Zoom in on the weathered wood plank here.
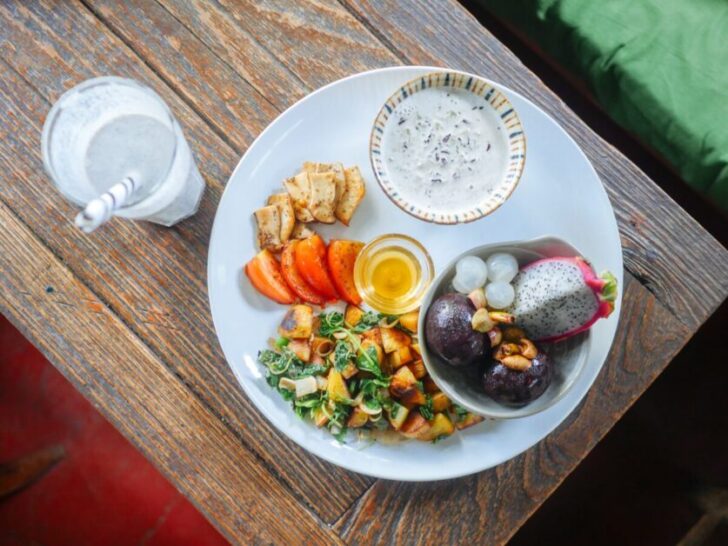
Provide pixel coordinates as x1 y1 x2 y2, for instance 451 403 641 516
2 0 725 542
151 0 308 111
157 0 398 91
0 200 340 546
84 0 280 152
0 0 372 522
335 274 691 545
341 0 728 331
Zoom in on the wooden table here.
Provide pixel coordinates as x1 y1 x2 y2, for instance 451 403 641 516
1 1 726 544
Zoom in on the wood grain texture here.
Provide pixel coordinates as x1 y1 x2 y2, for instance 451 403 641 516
341 0 728 331
154 0 308 111
84 0 280 152
0 201 340 546
0 0 725 542
335 275 691 545
160 0 397 91
0 0 371 522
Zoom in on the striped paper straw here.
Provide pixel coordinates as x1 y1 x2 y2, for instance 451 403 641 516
74 177 137 233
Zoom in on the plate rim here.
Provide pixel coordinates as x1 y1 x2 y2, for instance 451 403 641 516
207 65 623 481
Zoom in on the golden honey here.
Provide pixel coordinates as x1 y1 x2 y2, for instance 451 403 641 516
354 234 434 315
369 247 420 300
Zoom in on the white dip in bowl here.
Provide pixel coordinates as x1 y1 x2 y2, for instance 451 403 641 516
370 71 526 224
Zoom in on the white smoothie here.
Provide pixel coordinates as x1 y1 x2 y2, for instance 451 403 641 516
42 77 204 226
381 87 508 216
84 114 176 201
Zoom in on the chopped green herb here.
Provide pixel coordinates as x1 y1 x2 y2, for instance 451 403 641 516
356 345 385 379
350 311 382 333
332 426 348 443
420 395 434 420
333 339 354 372
318 312 345 337
289 364 328 379
279 388 295 402
452 404 469 422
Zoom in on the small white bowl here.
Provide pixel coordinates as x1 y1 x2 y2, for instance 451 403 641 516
370 70 526 224
417 237 590 419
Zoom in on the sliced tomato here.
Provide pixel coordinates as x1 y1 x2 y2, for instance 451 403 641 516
281 241 325 305
327 239 364 305
244 249 296 304
294 235 339 301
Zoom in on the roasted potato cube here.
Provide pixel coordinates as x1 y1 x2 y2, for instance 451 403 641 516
389 345 414 368
454 412 484 431
278 305 313 339
426 413 455 440
290 222 315 240
288 339 311 362
431 392 451 412
347 406 369 428
284 173 314 222
423 376 440 394
390 365 417 398
359 339 383 367
327 368 351 403
400 388 427 408
254 205 282 250
267 193 295 244
344 304 364 327
381 327 411 354
308 172 337 223
400 412 431 440
406 359 427 379
387 402 409 431
361 326 382 346
336 166 366 225
310 353 326 366
380 355 393 377
411 342 421 356
312 407 329 427
341 361 358 379
399 310 419 333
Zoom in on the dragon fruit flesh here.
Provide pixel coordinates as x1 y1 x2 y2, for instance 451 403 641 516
507 256 617 342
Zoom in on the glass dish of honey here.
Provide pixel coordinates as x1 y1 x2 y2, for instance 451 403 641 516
353 233 435 314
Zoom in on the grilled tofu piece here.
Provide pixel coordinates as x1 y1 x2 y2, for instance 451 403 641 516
303 162 346 207
337 166 366 225
284 172 314 223
308 172 337 223
254 205 281 250
267 192 295 244
290 222 315 240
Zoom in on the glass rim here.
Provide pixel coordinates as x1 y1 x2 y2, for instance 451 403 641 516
353 233 435 314
41 76 180 208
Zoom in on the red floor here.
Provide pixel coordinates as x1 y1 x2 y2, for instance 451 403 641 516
0 315 229 546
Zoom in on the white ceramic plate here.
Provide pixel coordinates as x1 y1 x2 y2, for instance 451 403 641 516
207 66 623 481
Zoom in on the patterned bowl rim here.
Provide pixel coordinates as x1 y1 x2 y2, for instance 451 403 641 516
369 70 527 224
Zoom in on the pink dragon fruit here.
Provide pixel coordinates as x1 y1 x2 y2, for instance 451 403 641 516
508 256 617 342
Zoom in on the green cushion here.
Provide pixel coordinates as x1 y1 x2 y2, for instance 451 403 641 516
481 0 728 211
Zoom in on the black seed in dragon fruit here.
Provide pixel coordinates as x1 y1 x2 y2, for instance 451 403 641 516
507 256 618 342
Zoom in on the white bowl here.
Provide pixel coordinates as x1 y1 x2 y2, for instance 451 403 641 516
370 70 526 224
417 237 591 419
